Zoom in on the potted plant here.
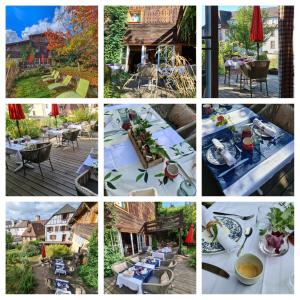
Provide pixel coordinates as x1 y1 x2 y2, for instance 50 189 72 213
259 203 294 256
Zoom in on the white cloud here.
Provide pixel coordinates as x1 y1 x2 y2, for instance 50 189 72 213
6 29 21 43
20 6 71 40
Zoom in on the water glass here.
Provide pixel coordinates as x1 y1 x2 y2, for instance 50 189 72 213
256 205 271 231
177 180 196 196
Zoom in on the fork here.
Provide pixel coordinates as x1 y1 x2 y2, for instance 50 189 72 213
213 211 255 220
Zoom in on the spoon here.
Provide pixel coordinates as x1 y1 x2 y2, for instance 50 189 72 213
237 227 253 257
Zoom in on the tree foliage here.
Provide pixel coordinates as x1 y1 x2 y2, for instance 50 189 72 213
179 6 196 45
104 6 128 64
228 6 275 53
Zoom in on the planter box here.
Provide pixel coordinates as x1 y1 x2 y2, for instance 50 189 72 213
128 130 163 169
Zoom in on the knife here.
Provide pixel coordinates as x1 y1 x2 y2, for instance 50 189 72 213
202 262 230 279
217 158 249 178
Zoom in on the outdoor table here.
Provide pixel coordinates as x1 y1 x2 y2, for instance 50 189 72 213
159 247 172 253
55 278 69 289
6 140 40 172
104 104 196 196
55 288 71 294
202 202 294 294
135 262 156 270
77 154 98 174
55 262 65 267
47 128 69 147
202 105 294 196
152 251 165 260
116 265 153 294
68 124 82 130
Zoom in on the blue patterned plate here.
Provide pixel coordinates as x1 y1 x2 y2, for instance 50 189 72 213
202 216 242 254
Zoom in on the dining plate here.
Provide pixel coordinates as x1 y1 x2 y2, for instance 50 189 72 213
202 216 242 254
252 122 277 138
206 142 237 166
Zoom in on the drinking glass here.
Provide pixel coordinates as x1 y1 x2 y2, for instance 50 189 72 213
256 205 271 232
177 180 196 196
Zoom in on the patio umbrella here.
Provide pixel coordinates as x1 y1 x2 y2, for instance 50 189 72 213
185 224 194 244
41 54 45 65
28 54 34 65
51 104 59 128
41 244 46 258
8 104 25 137
250 6 264 59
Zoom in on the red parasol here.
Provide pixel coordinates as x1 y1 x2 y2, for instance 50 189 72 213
41 54 45 65
185 224 194 244
8 104 25 137
28 54 34 65
51 104 59 128
250 6 264 59
41 244 46 258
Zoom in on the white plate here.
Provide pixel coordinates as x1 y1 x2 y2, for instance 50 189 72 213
252 122 277 138
206 142 237 166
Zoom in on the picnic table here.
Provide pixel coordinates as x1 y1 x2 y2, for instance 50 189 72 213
202 202 294 294
202 105 294 196
104 104 196 196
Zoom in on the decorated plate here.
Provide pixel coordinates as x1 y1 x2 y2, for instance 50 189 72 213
252 122 277 138
206 142 237 166
202 216 242 254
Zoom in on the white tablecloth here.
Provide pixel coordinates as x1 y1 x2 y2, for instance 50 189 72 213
68 124 82 130
135 262 156 270
117 273 143 294
47 128 69 138
202 106 294 196
6 140 40 161
77 154 98 174
224 59 244 70
202 202 294 294
104 104 196 196
152 251 165 260
160 247 172 253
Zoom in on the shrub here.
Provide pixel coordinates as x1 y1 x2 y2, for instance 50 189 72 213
46 244 71 258
188 253 196 269
16 68 44 80
21 241 41 257
78 230 98 288
66 107 98 124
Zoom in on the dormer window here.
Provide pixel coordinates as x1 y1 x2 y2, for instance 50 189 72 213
128 9 143 24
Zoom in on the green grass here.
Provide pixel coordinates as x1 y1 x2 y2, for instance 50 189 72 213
9 75 57 98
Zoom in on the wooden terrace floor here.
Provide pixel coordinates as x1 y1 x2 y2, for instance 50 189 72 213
6 136 98 196
104 255 196 294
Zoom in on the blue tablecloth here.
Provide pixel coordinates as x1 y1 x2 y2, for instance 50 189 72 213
145 259 160 268
133 268 153 283
202 116 294 192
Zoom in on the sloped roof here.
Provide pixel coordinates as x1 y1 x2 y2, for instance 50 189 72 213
69 202 98 225
15 220 30 228
22 222 45 238
6 220 13 226
54 204 76 216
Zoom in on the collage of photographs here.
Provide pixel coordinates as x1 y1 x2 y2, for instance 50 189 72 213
1 0 296 298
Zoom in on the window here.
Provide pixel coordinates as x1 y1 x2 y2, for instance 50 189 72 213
60 226 68 231
115 202 129 212
47 226 53 232
271 41 276 49
128 9 143 24
50 235 56 240
62 213 68 220
55 226 59 232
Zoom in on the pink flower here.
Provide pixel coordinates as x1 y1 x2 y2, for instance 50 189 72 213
265 231 284 254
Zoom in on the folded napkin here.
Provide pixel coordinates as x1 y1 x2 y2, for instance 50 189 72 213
253 118 276 137
202 206 239 252
212 138 236 166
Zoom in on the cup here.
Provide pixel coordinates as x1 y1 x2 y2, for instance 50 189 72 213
242 137 254 152
165 162 179 179
235 253 263 285
242 125 252 138
202 104 213 115
177 180 196 196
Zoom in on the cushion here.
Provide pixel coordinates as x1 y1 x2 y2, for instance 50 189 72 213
160 271 169 284
168 105 196 128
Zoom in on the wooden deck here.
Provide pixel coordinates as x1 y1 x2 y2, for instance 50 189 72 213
6 136 98 196
104 255 196 294
202 160 294 196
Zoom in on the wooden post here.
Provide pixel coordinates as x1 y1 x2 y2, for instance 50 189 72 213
141 45 146 64
125 45 130 72
130 233 135 255
178 227 182 254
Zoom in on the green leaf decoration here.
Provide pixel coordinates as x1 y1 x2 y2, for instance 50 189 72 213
163 176 168 185
138 168 146 172
212 224 218 242
106 181 116 190
104 172 112 180
111 174 122 181
136 173 144 182
144 172 148 183
104 138 113 142
155 173 164 177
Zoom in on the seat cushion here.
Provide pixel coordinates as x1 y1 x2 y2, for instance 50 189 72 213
160 271 169 284
57 91 83 98
168 105 196 128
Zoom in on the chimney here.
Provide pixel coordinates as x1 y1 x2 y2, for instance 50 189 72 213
35 215 41 221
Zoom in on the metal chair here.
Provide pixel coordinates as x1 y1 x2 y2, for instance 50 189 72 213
62 130 80 151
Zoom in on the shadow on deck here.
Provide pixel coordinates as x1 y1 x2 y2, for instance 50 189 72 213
104 255 196 294
6 136 98 196
218 74 279 98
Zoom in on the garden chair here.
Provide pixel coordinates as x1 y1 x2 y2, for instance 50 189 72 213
48 75 72 90
75 169 98 196
45 278 56 293
57 78 90 98
159 259 177 271
240 60 270 97
61 130 80 151
20 142 54 179
111 261 133 277
142 269 174 294
165 253 175 260
80 124 93 139
129 255 140 264
70 284 86 294
42 70 60 82
42 69 56 79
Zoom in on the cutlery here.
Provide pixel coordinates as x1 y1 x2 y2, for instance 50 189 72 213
237 227 253 257
213 212 254 220
202 262 230 279
217 158 249 178
177 162 196 184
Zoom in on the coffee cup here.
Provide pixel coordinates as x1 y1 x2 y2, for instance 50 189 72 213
165 162 179 179
235 253 263 285
242 137 254 151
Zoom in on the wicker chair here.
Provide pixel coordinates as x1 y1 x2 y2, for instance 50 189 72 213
62 130 80 151
240 60 270 97
45 278 56 293
142 269 174 294
159 259 177 271
111 261 133 277
164 253 175 260
129 255 140 264
80 124 93 139
75 169 98 196
20 142 54 178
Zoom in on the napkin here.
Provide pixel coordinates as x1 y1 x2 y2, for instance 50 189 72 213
253 118 276 137
202 206 239 252
212 138 236 166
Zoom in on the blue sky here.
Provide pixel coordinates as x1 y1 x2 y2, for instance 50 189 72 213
6 6 69 43
6 202 80 220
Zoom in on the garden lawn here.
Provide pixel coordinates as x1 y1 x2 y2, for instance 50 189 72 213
9 75 57 98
